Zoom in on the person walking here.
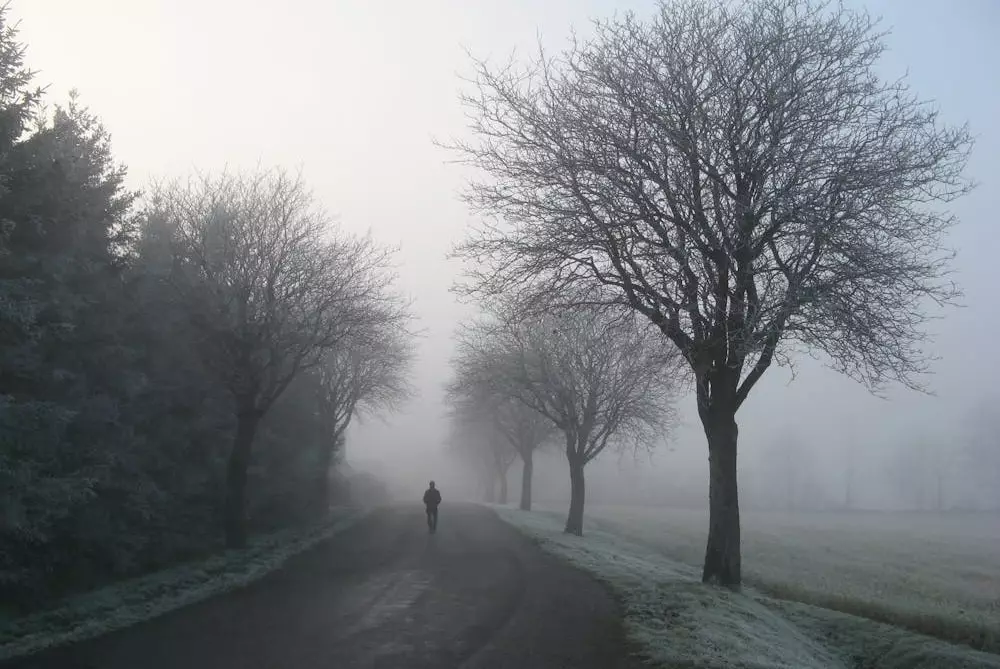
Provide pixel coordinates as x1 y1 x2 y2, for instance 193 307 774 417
423 481 442 533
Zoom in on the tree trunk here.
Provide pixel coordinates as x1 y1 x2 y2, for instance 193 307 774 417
564 456 585 535
519 451 534 511
225 409 259 549
498 468 509 505
702 412 741 588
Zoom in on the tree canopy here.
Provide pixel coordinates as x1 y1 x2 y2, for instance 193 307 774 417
450 0 973 585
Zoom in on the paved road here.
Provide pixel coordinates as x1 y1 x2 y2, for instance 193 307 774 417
4 504 639 669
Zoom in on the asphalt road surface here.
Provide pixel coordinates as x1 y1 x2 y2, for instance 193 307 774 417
4 504 640 669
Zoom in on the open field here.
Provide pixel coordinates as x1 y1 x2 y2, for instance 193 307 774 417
560 505 1000 653
496 506 1000 669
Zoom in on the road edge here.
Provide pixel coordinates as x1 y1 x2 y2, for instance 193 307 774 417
0 507 374 662
483 504 653 669
489 505 1000 669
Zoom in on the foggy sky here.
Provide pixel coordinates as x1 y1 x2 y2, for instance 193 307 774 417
15 0 1000 504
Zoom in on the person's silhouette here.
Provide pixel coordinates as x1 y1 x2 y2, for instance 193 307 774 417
423 481 442 533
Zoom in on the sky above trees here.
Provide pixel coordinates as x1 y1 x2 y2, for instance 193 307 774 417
12 0 1000 500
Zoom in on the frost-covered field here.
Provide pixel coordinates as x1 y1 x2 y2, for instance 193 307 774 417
495 506 1000 669
0 508 368 662
576 505 1000 651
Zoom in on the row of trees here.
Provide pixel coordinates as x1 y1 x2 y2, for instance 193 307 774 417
446 302 680 533
0 10 413 610
446 0 972 587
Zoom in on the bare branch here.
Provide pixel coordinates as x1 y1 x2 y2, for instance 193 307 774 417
149 167 407 416
447 0 972 404
452 301 681 466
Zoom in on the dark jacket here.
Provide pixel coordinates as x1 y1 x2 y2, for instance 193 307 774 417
423 487 441 508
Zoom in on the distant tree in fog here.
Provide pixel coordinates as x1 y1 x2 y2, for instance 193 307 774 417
888 435 954 511
308 302 415 512
490 397 555 510
150 169 401 547
843 435 859 510
446 403 518 504
446 367 555 510
761 432 803 511
449 0 973 585
453 304 680 534
963 401 1000 510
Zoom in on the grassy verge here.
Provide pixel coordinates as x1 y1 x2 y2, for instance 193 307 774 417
580 510 1000 655
0 507 369 662
493 506 1000 669
750 579 998 656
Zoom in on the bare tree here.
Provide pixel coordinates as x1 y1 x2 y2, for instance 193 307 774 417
765 428 805 511
491 397 554 510
446 402 518 504
154 168 393 547
456 305 679 534
446 359 555 511
963 399 1000 510
309 293 415 513
892 434 952 511
843 429 859 510
448 0 972 584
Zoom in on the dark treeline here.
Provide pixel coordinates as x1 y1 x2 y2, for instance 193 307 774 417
0 12 412 611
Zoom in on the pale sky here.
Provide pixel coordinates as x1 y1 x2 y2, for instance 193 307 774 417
13 0 1000 502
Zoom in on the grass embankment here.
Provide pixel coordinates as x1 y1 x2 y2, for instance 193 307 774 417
0 508 368 662
579 506 1000 656
494 506 1000 669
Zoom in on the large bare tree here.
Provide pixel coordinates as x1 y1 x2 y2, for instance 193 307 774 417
154 168 396 547
448 0 973 584
456 305 678 534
